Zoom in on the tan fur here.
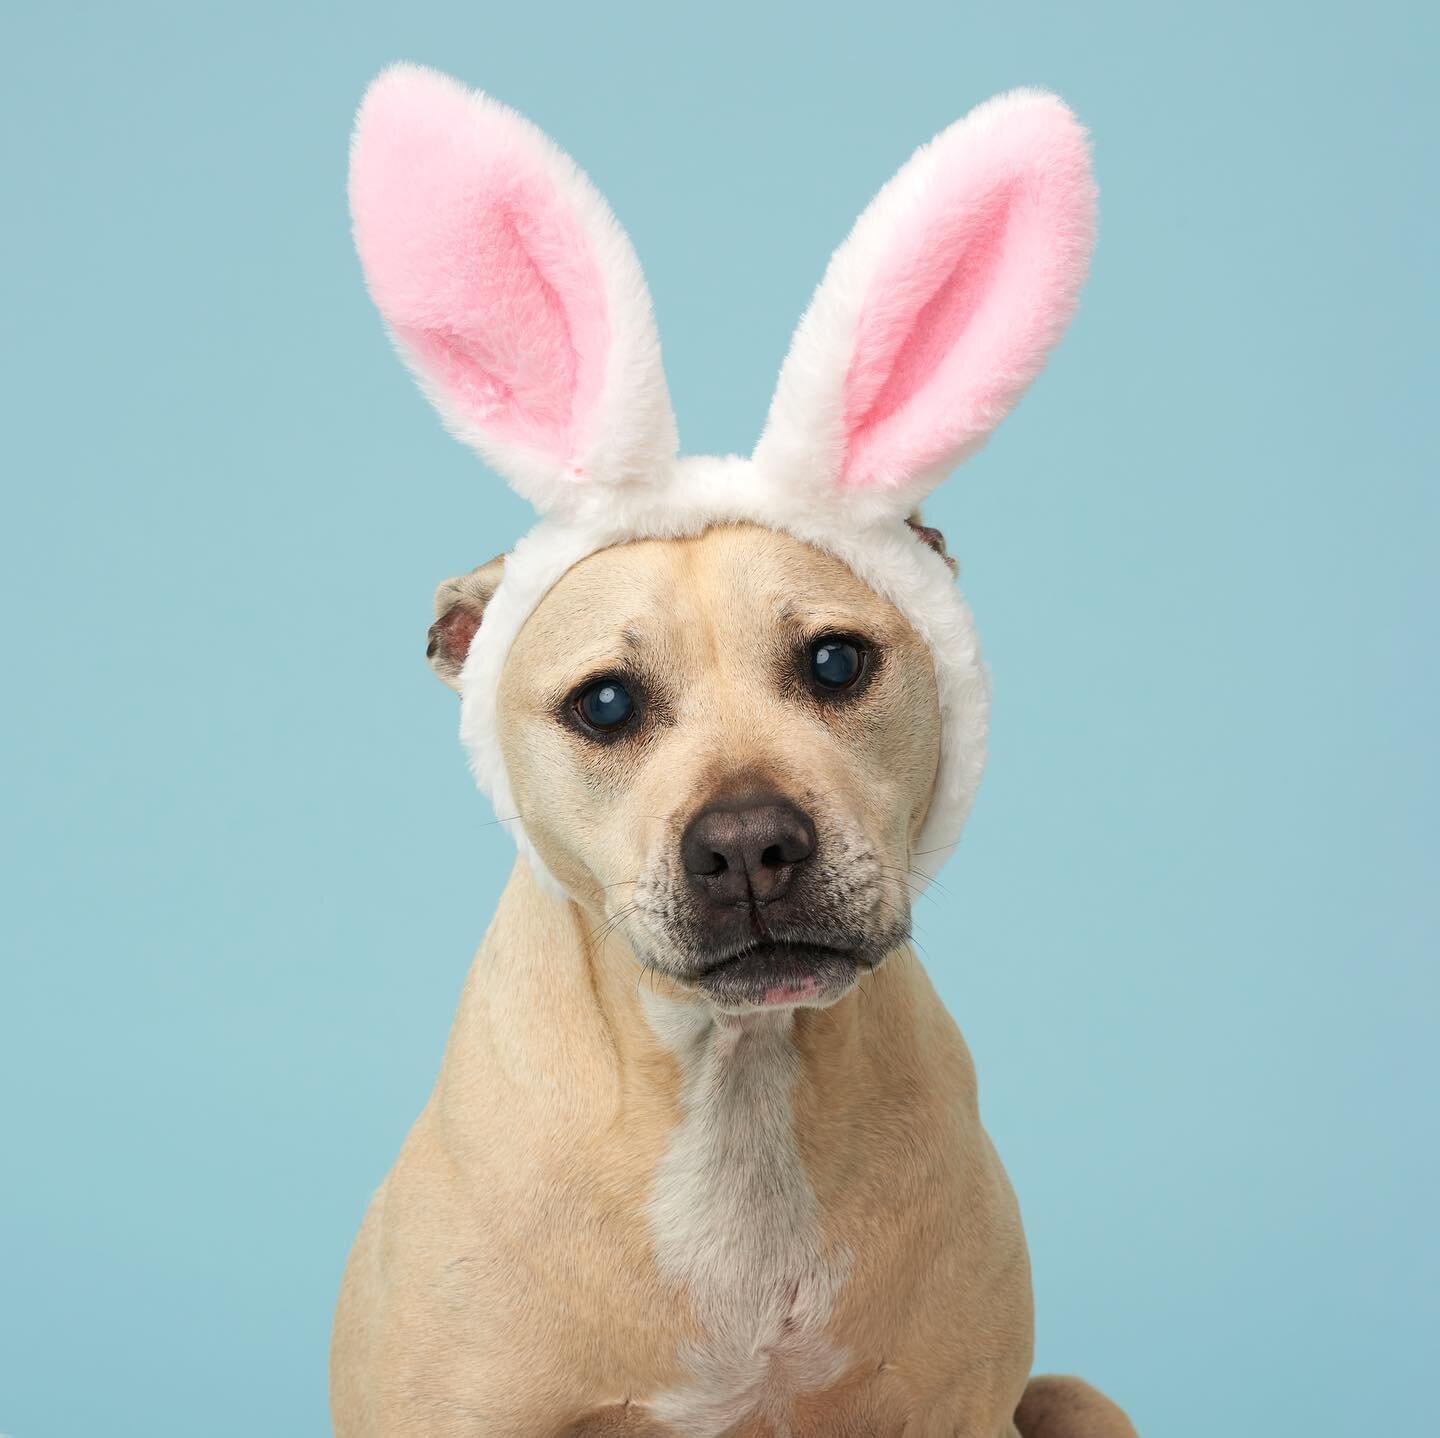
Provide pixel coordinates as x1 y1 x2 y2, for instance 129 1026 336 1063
332 525 1133 1436
1015 1377 1139 1438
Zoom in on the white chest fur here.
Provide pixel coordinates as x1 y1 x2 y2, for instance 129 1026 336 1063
640 995 849 1436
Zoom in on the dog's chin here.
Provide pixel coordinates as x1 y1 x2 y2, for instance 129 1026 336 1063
688 941 873 1013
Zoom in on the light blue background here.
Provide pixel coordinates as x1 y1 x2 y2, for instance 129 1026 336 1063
2 2 1435 1434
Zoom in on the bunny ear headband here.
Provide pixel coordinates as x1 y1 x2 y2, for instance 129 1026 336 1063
349 63 1096 892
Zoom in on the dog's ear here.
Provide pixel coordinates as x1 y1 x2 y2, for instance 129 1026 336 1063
753 89 1096 522
906 512 958 575
349 65 677 517
427 554 506 692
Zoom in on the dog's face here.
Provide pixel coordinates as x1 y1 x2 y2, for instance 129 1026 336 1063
453 523 942 1012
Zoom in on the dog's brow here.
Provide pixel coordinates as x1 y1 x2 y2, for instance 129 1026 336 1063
540 626 652 698
551 624 649 675
787 608 888 638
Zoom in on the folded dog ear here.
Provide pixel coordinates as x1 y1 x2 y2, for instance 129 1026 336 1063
427 554 506 691
349 65 678 515
753 90 1096 520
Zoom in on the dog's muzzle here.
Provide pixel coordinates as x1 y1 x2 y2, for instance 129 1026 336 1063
668 791 892 1010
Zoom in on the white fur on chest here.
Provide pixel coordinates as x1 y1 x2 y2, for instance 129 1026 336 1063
640 993 849 1437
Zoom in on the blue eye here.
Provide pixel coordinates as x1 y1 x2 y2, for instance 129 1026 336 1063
576 678 635 731
810 637 864 689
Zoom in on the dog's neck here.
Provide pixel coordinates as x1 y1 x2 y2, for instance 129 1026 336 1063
433 858 937 1166
425 858 978 1429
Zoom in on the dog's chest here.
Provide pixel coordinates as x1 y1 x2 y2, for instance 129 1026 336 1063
640 999 849 1437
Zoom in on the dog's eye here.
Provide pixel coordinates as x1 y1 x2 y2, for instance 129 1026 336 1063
575 678 636 731
810 637 864 690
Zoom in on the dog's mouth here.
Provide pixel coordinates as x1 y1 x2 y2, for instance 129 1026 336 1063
690 939 870 1011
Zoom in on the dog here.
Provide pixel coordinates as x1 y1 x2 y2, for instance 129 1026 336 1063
332 64 1135 1438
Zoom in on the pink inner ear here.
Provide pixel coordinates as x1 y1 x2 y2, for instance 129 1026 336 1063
351 70 609 466
840 99 1092 489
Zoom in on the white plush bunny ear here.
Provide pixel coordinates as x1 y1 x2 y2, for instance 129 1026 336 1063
753 89 1096 520
349 64 678 515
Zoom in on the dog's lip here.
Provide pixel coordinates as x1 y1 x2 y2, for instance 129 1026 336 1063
691 939 867 1009
695 938 858 977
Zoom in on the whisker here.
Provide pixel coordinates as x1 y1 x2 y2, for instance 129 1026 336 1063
870 885 917 922
637 959 656 1004
908 866 953 897
870 894 922 948
587 902 641 951
876 866 933 904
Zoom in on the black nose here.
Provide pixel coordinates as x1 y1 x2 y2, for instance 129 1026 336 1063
680 794 817 905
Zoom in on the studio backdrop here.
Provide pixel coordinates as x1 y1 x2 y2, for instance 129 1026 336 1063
1 2 1435 1435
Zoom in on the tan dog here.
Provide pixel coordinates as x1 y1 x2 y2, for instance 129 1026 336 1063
335 64 1133 1437
331 525 1134 1436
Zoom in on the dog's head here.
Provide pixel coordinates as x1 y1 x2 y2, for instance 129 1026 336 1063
429 522 949 1009
351 66 1095 1008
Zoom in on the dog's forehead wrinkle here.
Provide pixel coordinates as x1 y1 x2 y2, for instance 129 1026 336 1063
529 525 926 708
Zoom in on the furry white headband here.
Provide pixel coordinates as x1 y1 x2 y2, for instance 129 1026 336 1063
349 64 1096 891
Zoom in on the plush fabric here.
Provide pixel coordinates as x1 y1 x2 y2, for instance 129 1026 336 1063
348 66 1097 893
753 87 1097 522
350 64 678 514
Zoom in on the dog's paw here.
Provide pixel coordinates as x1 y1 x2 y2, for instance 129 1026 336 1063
1014 1375 1137 1438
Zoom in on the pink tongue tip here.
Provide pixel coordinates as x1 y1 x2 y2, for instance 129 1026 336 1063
762 975 823 1005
